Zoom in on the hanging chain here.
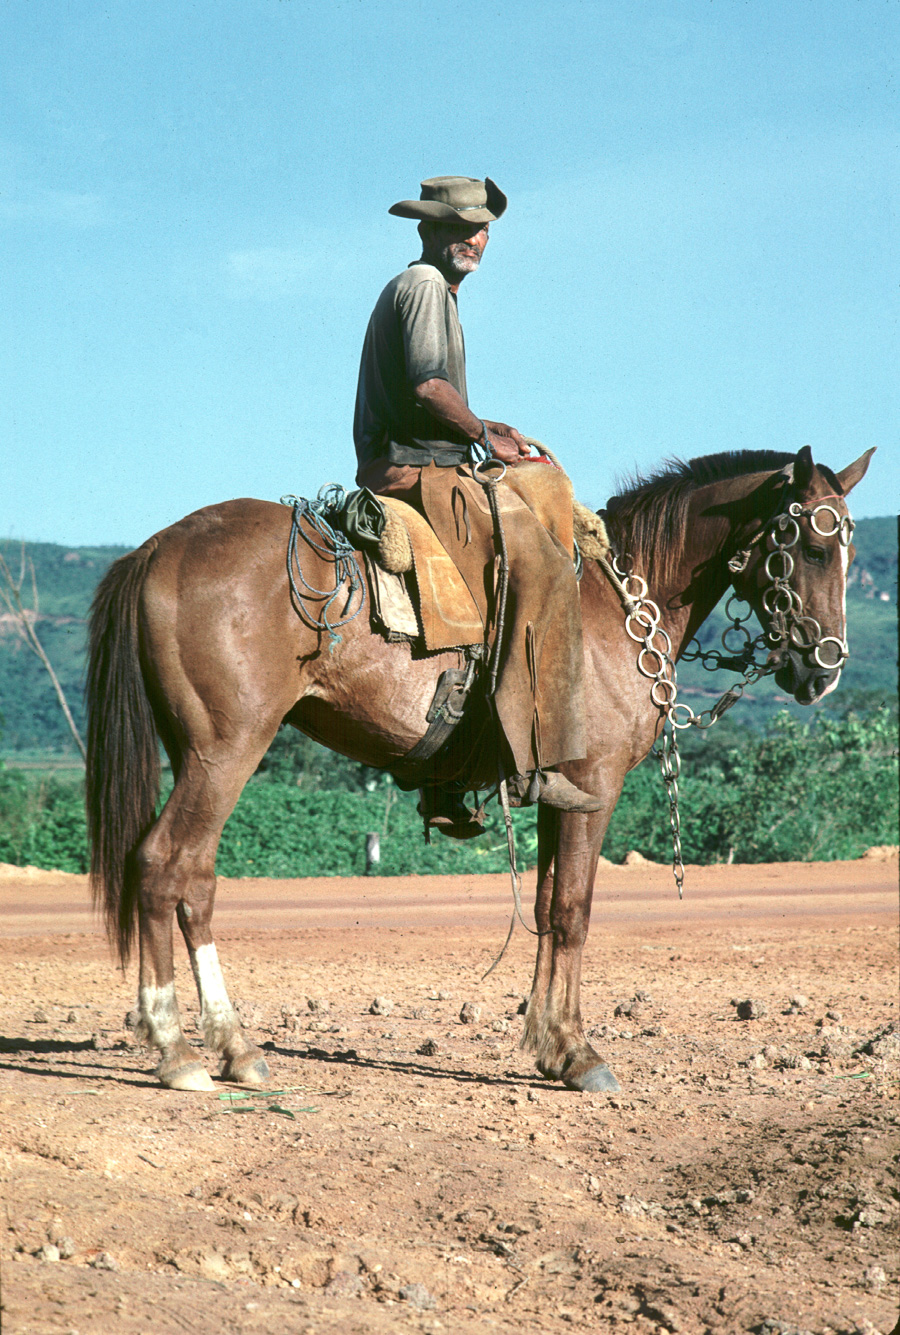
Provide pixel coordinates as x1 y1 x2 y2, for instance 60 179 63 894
609 496 855 897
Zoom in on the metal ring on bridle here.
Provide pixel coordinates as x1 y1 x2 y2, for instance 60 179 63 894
722 624 753 653
638 646 668 678
814 636 848 669
724 594 753 623
775 515 801 546
765 548 794 581
625 607 659 642
622 573 649 601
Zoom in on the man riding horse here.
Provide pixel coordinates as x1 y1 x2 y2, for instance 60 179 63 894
354 175 600 831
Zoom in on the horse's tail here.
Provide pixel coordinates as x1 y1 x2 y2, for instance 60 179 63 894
85 539 161 965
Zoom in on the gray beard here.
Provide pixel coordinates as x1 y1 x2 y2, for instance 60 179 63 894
440 246 475 275
444 246 480 277
423 243 481 280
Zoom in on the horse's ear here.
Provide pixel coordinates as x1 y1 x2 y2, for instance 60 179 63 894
793 445 814 491
834 446 876 495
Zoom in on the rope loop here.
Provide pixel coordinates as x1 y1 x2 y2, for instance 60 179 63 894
280 486 366 649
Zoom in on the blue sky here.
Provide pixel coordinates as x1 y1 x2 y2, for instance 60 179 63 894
1 0 895 546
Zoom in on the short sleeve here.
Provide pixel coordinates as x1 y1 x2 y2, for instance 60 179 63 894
398 276 451 387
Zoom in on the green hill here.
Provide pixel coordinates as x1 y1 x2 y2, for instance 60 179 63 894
0 517 895 757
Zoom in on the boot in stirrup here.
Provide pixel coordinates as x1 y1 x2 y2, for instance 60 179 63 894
506 770 601 813
417 786 485 840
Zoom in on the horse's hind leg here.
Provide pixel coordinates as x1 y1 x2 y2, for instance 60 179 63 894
135 743 272 1090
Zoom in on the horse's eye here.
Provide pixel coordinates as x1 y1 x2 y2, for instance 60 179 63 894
805 545 826 565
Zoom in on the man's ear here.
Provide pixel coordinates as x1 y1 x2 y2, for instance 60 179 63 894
834 447 876 495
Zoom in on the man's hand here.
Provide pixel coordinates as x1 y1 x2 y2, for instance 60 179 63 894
483 420 531 465
412 381 532 466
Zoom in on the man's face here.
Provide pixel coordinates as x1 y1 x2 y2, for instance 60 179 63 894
422 221 489 281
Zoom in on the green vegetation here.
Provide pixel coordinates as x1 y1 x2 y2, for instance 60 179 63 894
1 703 895 875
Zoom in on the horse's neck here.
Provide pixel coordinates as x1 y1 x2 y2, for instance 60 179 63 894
653 476 762 658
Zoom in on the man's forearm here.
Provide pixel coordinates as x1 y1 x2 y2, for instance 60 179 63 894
414 378 530 465
413 378 484 441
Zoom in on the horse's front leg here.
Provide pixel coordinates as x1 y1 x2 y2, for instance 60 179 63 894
522 808 619 1093
522 804 557 1052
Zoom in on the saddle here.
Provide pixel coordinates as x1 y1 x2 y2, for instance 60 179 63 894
339 461 610 654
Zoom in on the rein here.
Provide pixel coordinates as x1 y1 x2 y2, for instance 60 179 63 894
601 492 855 897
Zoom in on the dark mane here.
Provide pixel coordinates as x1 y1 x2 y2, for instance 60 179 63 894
603 450 795 588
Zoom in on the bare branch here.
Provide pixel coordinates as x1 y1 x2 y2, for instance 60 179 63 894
0 549 86 761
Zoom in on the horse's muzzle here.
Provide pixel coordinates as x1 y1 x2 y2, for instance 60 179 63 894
774 646 841 705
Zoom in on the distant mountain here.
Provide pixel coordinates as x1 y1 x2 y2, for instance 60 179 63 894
0 517 895 755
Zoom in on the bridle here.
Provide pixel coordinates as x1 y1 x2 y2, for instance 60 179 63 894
723 493 855 676
602 486 856 896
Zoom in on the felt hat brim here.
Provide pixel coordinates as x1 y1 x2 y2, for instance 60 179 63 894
389 177 507 224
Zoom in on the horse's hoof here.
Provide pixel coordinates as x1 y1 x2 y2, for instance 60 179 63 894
160 1061 216 1092
221 1055 270 1086
565 1063 620 1093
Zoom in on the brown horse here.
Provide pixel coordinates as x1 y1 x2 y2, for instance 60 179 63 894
86 444 872 1093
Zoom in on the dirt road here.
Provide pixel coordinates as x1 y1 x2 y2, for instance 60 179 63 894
0 855 896 1334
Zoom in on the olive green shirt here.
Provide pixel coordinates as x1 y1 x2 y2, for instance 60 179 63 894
354 261 472 472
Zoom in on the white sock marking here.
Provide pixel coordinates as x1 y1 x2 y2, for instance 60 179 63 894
190 942 239 1048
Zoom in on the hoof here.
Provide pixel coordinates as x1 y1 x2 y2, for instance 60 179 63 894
221 1055 270 1086
160 1060 215 1092
565 1063 620 1093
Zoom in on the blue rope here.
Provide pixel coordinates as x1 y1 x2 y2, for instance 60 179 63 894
280 486 365 651
467 420 492 465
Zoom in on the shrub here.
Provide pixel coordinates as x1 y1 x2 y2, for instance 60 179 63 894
1 706 895 874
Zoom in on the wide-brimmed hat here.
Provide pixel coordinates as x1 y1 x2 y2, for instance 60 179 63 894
389 176 507 224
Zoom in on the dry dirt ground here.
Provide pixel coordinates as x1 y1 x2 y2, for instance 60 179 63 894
0 855 897 1335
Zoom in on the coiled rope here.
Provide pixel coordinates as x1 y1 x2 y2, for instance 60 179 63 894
280 486 365 650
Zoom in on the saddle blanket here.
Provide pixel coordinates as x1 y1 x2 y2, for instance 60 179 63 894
365 496 483 652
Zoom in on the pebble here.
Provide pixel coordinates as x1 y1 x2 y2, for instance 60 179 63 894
777 1053 812 1070
735 999 767 1020
33 1010 49 1024
307 997 331 1015
417 1038 439 1056
490 1018 509 1033
65 1011 78 1024
788 993 809 1010
369 997 393 1016
56 1238 76 1260
863 1264 887 1291
325 1270 364 1297
399 1282 436 1310
90 1251 119 1271
35 1244 60 1262
459 1002 481 1025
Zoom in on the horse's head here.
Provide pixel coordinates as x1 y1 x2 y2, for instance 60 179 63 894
730 445 874 705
